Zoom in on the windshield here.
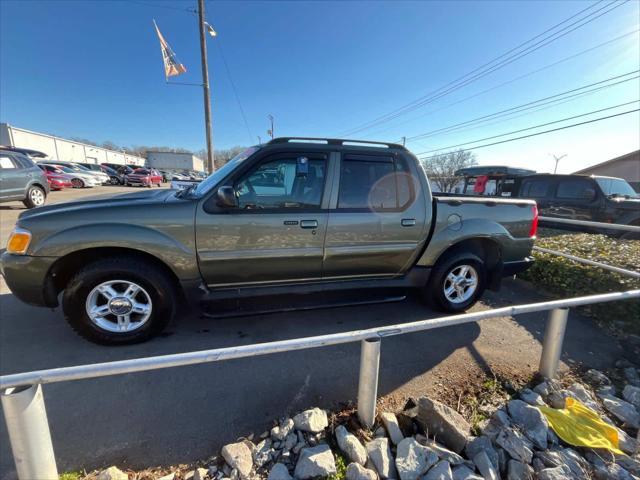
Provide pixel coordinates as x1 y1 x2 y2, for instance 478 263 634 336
595 177 639 198
59 166 76 174
193 146 260 196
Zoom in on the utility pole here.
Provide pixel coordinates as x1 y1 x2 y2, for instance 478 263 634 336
257 136 262 145
550 153 567 174
267 114 274 139
401 136 406 147
198 0 215 172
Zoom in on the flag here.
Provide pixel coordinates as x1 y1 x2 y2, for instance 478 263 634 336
153 20 187 79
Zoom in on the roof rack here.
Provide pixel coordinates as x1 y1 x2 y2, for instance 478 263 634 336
267 137 407 150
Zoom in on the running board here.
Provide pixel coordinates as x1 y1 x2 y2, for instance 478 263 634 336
200 292 407 319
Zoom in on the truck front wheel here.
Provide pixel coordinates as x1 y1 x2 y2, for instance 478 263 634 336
423 253 487 312
62 257 176 345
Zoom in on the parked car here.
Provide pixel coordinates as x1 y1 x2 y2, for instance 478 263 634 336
456 167 640 238
71 163 110 185
40 161 107 186
36 164 73 190
2 138 537 344
0 146 50 208
125 168 163 187
39 163 100 188
100 165 122 185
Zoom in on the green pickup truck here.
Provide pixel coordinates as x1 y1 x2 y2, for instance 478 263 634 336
2 138 537 344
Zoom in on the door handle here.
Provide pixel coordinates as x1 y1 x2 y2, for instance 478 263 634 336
300 220 318 229
401 218 416 227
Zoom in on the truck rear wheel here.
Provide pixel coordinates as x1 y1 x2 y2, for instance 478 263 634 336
62 257 176 345
423 253 486 312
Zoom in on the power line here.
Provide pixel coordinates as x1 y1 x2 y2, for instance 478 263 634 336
214 39 254 143
416 101 640 156
367 28 640 139
129 0 197 14
338 0 629 136
405 71 639 142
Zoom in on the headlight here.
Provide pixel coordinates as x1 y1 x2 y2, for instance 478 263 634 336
6 227 32 255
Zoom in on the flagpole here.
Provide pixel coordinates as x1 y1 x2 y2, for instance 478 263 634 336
197 0 215 173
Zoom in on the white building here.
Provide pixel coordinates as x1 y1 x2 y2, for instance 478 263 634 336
146 151 204 172
0 123 145 166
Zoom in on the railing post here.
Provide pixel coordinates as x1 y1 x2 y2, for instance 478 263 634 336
539 308 569 379
357 337 381 428
1 384 58 480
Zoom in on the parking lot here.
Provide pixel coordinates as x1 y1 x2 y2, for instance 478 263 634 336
0 186 628 476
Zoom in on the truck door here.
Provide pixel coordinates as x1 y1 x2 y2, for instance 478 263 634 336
548 177 600 221
518 177 555 215
323 153 430 278
195 151 332 286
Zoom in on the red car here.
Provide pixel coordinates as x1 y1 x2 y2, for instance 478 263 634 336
37 164 74 191
125 168 163 187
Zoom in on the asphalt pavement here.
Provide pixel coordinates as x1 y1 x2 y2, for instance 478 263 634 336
0 186 626 478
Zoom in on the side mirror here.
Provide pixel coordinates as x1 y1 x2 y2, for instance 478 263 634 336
217 186 238 208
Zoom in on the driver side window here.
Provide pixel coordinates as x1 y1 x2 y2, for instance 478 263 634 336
235 157 326 209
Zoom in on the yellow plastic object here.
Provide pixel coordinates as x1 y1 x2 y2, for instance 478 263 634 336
539 397 624 454
6 229 31 255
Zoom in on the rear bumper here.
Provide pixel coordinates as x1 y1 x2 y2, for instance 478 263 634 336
502 257 534 276
0 252 59 307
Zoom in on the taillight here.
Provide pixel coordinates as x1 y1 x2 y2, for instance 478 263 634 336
529 204 539 238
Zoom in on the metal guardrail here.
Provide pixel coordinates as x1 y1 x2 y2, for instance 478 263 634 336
538 215 640 233
2 289 640 479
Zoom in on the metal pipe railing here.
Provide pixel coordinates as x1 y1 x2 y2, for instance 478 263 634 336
533 246 640 279
539 308 569 379
357 338 381 428
538 216 640 232
2 289 639 390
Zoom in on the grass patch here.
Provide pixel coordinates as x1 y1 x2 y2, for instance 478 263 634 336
327 452 348 480
520 231 640 334
59 473 82 480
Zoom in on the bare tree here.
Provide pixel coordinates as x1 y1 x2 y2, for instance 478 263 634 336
196 146 247 169
421 149 477 193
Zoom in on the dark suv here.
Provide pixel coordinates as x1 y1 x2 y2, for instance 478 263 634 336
0 146 50 208
518 174 640 238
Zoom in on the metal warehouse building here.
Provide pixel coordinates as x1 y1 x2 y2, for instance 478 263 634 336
146 151 204 171
0 123 145 166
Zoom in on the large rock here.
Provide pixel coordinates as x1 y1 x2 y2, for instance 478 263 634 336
495 427 533 464
584 369 612 386
222 442 253 480
598 393 640 428
254 439 273 467
519 389 545 407
293 408 328 433
366 438 397 479
381 412 404 445
507 460 533 480
617 427 639 455
395 437 437 480
418 437 466 466
451 465 482 480
271 418 294 441
593 463 635 480
567 383 600 411
557 448 590 478
624 367 640 387
268 463 292 480
423 460 453 480
346 463 379 480
623 384 640 409
537 466 572 480
417 397 470 453
336 425 368 466
464 436 498 471
507 400 548 450
480 409 511 441
97 467 128 480
472 451 498 480
293 445 337 479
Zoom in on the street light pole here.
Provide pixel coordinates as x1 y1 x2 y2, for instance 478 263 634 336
268 114 274 139
197 0 215 173
551 154 567 174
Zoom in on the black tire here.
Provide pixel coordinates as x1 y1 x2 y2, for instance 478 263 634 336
71 178 84 188
422 252 487 312
22 185 46 208
62 257 176 345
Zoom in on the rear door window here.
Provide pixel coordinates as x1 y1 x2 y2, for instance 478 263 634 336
520 179 551 198
556 179 597 200
0 155 18 169
338 155 414 210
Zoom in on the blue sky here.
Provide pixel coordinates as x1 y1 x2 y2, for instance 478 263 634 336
1 0 638 173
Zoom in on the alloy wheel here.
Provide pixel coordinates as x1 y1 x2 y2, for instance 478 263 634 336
85 280 153 333
443 264 478 304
